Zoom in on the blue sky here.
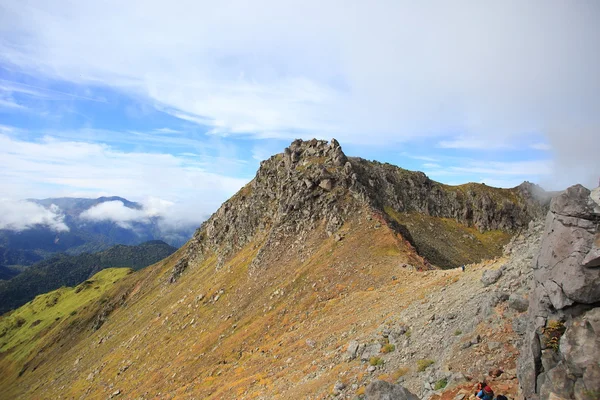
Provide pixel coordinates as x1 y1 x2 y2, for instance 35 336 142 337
0 1 599 229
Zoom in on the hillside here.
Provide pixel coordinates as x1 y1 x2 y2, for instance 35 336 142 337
0 196 195 277
0 240 177 315
0 139 552 399
0 268 133 378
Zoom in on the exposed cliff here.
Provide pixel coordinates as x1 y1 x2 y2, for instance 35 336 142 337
518 185 600 400
179 139 548 274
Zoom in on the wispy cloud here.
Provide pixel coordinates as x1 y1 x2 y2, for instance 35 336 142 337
400 153 440 162
531 142 551 151
422 158 553 188
0 78 107 102
0 133 249 225
0 1 598 189
422 163 441 169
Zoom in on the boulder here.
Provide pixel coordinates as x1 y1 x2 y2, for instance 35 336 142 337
346 340 360 360
508 293 529 312
365 380 420 400
361 343 382 361
481 269 503 287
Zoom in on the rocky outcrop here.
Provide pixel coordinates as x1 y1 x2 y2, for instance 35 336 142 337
173 139 548 278
366 380 420 400
518 185 600 400
350 160 548 233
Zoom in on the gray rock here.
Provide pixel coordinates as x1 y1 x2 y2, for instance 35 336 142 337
512 316 528 335
560 308 600 377
540 362 575 399
518 330 542 399
541 349 560 373
518 185 600 399
319 178 333 191
361 343 382 361
481 269 503 287
534 186 600 306
581 240 600 267
365 380 420 400
508 293 529 312
334 381 346 392
582 363 600 397
347 340 360 360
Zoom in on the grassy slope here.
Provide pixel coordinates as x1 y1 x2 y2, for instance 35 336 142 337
2 210 430 399
385 207 511 269
0 207 518 399
0 240 176 315
0 267 133 390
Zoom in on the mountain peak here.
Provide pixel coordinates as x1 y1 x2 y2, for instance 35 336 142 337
174 139 549 283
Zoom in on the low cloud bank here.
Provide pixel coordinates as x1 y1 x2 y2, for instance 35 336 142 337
0 200 69 232
79 198 205 233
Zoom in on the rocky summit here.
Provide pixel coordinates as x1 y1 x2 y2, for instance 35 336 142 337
1 139 593 400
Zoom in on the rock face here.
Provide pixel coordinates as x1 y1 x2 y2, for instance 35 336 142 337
366 380 420 400
175 139 548 278
518 185 600 400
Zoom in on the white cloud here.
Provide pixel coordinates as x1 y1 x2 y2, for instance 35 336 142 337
79 197 200 233
80 200 149 229
451 160 553 177
0 1 598 188
0 199 68 232
422 163 441 169
0 133 249 226
423 158 553 189
531 142 551 151
438 137 514 150
400 153 439 162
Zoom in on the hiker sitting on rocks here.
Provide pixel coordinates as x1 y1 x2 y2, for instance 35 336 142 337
475 385 494 400
474 381 486 395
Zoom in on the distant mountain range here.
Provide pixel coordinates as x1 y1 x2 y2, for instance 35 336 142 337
0 196 195 278
0 240 177 314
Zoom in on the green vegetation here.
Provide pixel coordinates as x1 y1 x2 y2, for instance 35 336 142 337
384 207 511 269
0 268 132 362
0 240 176 314
543 320 566 350
454 329 462 336
417 359 434 372
381 343 395 353
369 356 384 366
434 378 448 390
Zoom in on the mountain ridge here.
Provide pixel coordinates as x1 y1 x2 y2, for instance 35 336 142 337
0 139 558 399
179 138 548 279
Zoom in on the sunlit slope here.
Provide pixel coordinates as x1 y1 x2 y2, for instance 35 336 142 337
2 211 427 399
0 139 547 399
0 268 133 390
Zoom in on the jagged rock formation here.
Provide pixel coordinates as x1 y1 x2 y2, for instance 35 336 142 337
518 185 600 400
178 139 547 276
